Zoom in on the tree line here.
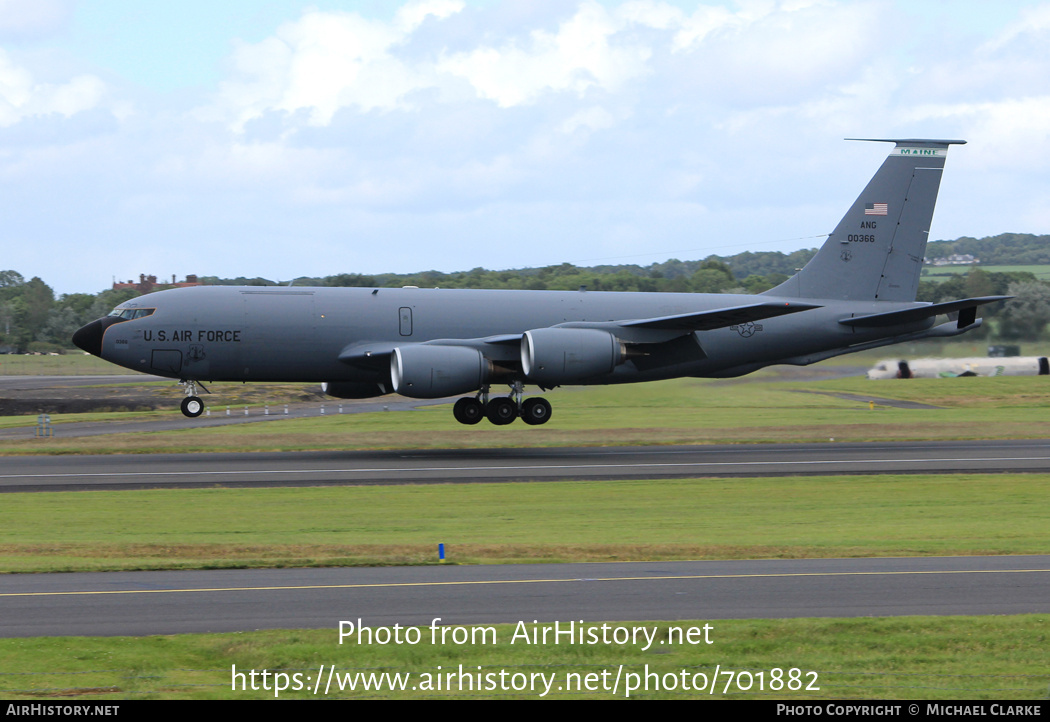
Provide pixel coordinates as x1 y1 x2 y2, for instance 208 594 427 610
0 272 140 354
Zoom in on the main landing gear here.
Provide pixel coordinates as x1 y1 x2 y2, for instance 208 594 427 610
453 383 552 426
179 379 208 418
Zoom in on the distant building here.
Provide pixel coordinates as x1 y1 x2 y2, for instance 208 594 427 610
924 254 979 266
869 356 1049 379
112 274 202 293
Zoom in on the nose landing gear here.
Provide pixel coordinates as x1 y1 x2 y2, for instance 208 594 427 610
179 379 208 418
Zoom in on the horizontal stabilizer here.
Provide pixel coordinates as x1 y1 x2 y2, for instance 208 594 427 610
845 138 967 146
622 301 820 331
839 296 1011 328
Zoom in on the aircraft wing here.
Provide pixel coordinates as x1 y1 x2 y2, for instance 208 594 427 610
619 301 820 331
839 296 1011 329
338 302 820 366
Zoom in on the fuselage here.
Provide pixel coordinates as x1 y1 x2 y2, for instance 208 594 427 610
74 284 936 388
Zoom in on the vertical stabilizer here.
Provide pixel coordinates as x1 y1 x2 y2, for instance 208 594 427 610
764 138 965 302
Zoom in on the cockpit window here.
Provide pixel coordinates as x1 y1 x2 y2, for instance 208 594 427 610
107 308 155 320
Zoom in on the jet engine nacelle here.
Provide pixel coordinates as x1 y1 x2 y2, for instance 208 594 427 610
521 328 625 386
391 345 490 398
321 381 388 399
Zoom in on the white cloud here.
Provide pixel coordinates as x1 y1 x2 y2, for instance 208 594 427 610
438 2 653 107
394 0 464 32
982 2 1050 52
0 49 106 127
208 0 894 131
903 96 1050 173
213 0 659 127
214 2 467 129
670 2 746 49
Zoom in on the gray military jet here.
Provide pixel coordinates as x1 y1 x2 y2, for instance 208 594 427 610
73 138 1007 425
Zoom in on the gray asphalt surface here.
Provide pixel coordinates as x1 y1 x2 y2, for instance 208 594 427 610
2 440 1049 492
2 556 1047 637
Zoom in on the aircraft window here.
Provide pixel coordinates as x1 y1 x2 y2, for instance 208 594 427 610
107 308 155 320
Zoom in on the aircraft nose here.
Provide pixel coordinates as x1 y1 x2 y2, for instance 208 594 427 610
72 317 121 357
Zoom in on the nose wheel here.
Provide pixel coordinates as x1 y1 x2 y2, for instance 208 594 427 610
181 396 204 418
178 379 208 418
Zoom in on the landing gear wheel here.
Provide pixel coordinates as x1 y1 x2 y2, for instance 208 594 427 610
181 396 204 418
486 397 517 425
453 397 484 425
521 397 552 426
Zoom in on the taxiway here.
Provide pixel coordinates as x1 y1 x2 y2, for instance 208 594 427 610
2 556 1048 637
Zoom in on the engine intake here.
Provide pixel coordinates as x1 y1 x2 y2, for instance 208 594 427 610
391 345 490 398
521 328 626 386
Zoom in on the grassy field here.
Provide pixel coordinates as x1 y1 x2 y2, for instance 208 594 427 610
921 264 1050 282
3 371 1049 454
0 354 133 376
2 616 1046 699
1 473 1047 572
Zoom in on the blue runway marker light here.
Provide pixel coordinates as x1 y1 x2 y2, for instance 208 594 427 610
439 543 445 561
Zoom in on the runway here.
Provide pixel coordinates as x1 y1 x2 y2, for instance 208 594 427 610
2 439 1050 492
1 555 1047 637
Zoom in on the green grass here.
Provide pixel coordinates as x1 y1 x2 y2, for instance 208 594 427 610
921 264 1050 281
3 373 1049 454
1 616 1046 699
0 354 134 375
1 474 1047 572
0 410 166 430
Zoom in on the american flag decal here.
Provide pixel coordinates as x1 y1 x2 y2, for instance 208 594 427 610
865 202 888 216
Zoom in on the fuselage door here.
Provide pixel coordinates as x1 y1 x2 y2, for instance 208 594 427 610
151 349 183 375
399 307 413 336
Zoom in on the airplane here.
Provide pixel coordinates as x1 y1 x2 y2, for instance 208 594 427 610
72 138 1009 425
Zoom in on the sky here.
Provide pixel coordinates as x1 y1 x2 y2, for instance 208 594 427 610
2 0 1049 296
